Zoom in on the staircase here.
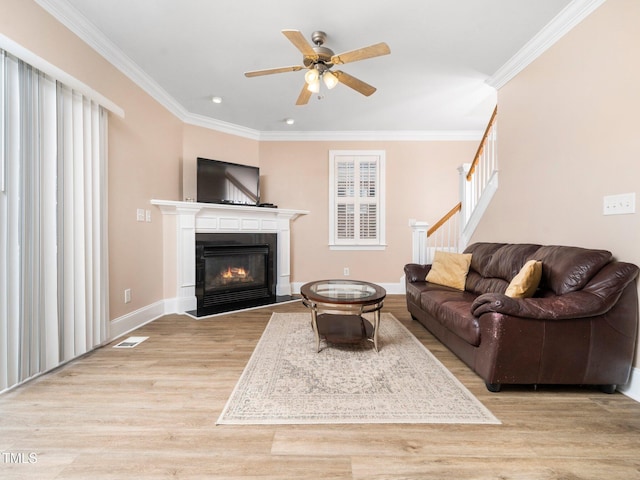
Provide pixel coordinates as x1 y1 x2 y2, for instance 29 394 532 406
411 106 498 264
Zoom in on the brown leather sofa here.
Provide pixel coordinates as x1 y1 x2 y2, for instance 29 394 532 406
404 243 639 392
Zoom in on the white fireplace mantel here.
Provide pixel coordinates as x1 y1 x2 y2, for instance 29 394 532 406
151 199 309 314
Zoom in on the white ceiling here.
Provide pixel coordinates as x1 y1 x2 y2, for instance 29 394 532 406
38 0 600 138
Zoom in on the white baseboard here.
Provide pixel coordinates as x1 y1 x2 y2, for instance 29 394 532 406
164 295 196 315
379 281 406 295
109 300 168 341
619 366 640 402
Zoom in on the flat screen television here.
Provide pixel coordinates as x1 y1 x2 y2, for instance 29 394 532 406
196 157 260 206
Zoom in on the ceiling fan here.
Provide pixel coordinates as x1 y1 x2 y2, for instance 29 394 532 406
244 30 391 105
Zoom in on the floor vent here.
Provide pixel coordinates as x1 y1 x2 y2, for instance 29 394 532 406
113 336 149 349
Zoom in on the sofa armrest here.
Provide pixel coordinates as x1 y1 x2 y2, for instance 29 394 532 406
404 263 431 283
471 261 639 320
471 290 610 320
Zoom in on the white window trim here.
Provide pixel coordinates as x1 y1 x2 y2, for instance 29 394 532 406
328 150 386 251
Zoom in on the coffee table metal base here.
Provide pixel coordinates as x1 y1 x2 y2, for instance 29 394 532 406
300 280 386 353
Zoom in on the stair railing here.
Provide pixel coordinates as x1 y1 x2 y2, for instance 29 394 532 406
462 106 498 227
424 203 461 263
418 106 498 264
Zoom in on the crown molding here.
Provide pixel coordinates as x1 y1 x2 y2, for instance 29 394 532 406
35 0 189 121
258 130 482 142
183 113 262 140
181 114 482 141
183 113 482 141
486 0 607 89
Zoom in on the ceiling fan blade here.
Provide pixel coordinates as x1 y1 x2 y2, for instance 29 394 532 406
331 42 391 65
282 29 318 60
333 71 377 96
244 65 304 77
296 84 312 105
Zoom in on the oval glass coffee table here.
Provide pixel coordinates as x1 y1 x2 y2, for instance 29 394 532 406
300 280 386 352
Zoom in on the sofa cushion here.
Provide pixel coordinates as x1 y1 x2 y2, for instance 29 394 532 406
462 243 540 295
465 271 509 295
437 300 481 346
418 287 481 346
505 260 543 298
483 244 542 281
419 286 477 315
425 251 472 291
464 243 506 277
533 245 612 295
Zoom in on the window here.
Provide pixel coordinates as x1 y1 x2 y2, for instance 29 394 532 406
329 150 386 250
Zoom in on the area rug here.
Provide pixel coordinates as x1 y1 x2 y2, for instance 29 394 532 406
217 312 500 425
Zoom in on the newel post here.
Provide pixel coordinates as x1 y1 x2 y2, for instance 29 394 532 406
410 220 429 265
458 163 472 230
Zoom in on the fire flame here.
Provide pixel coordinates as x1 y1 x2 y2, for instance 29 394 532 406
221 266 248 279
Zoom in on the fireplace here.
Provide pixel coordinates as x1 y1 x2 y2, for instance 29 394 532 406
195 233 277 316
151 200 308 315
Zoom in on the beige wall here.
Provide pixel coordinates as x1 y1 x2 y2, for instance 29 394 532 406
259 141 476 283
4 0 183 320
107 94 182 319
471 0 640 368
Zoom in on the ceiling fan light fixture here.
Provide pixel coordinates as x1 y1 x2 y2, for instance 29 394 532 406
245 29 391 105
304 68 319 85
323 71 338 89
307 78 320 93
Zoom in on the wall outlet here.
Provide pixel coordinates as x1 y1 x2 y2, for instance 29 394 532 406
343 267 350 276
124 288 131 304
136 208 145 222
603 193 636 215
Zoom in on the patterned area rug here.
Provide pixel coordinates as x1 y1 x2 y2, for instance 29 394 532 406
217 312 500 425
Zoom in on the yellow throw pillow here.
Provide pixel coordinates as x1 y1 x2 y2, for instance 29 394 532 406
505 260 542 298
425 251 473 291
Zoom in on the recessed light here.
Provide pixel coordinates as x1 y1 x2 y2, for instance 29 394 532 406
211 96 223 104
284 118 295 125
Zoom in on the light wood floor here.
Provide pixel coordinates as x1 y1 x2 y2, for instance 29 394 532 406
1 295 640 479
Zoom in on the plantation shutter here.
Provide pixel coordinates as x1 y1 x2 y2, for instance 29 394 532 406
336 160 355 240
358 160 378 240
329 151 386 249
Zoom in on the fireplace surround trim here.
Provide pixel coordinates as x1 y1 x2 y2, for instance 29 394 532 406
151 199 309 314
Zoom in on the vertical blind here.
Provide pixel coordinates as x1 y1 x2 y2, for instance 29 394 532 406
0 49 109 393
